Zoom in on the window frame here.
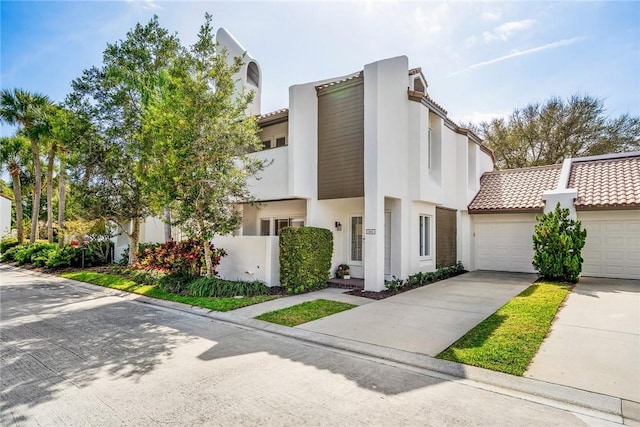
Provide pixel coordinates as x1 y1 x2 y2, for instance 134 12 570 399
419 214 432 258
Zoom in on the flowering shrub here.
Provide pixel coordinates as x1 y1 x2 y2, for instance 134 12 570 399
335 263 350 278
132 239 226 276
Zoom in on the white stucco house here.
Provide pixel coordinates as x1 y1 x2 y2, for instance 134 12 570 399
0 194 12 239
211 29 494 291
123 29 639 288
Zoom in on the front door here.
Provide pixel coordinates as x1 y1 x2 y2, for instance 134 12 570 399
349 215 364 278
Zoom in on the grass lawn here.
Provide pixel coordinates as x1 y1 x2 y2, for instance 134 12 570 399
437 282 572 375
59 271 277 312
255 299 356 327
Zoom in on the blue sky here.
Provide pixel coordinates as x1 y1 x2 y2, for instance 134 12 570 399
2 0 639 138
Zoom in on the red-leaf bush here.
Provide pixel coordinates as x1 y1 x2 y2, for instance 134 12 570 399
132 239 226 276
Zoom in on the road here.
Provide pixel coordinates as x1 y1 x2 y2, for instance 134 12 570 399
0 267 617 426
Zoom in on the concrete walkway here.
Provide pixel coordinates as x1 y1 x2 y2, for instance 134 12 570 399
525 276 640 403
298 271 535 356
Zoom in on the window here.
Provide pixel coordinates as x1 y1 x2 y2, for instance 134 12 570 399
262 140 271 150
351 216 363 262
276 136 286 147
419 215 431 257
427 128 432 170
247 62 260 87
260 219 271 236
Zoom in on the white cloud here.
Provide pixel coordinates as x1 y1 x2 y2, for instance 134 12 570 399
445 36 586 77
483 19 536 42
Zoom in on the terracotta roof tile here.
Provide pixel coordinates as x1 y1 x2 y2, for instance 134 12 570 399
257 108 288 120
315 72 363 91
468 165 562 212
408 67 422 75
569 155 640 209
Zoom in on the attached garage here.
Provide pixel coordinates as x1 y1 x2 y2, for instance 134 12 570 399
473 213 537 273
468 153 640 280
579 211 640 280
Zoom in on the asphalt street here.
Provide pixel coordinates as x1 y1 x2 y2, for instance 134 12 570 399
0 268 621 426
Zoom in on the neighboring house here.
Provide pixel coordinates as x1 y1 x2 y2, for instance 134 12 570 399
0 194 11 239
212 29 494 291
112 217 170 261
469 152 640 280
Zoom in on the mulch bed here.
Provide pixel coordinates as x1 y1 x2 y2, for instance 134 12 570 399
345 270 467 300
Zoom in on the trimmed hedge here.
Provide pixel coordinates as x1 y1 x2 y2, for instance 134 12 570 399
279 227 333 294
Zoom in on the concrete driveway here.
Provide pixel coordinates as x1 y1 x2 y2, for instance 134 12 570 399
299 271 535 356
525 277 640 402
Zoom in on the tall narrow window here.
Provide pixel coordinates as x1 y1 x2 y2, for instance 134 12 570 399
260 219 271 236
276 136 286 147
247 62 260 87
262 140 271 150
419 215 431 257
427 128 432 170
351 216 363 262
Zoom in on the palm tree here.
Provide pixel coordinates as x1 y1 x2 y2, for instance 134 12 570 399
0 89 52 243
0 135 31 244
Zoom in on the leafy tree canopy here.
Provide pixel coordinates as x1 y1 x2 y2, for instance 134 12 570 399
473 95 639 169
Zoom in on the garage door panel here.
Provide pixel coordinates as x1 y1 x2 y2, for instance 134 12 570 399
580 214 640 280
475 216 536 273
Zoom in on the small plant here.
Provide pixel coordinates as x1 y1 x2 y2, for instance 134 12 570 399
157 271 199 294
187 277 269 298
45 246 82 269
1 245 20 262
132 239 226 276
532 204 587 283
384 276 405 292
13 243 58 266
335 263 350 279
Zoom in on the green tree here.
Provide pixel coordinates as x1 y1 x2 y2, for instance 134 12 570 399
1 89 52 243
478 95 640 169
532 204 587 283
142 14 264 276
0 135 31 244
66 16 182 264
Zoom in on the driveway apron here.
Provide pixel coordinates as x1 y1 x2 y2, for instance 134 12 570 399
525 277 640 402
299 271 534 357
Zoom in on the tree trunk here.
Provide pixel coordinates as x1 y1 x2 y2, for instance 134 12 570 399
203 238 213 277
128 217 141 266
29 139 42 244
10 170 24 245
163 206 172 242
57 155 66 248
46 144 56 243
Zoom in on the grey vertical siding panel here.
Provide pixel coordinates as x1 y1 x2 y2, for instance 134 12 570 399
436 207 457 267
317 79 364 200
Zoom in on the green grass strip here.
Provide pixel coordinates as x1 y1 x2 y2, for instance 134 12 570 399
255 299 357 327
59 271 276 312
437 282 572 375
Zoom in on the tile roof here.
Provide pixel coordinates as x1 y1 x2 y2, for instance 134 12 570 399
569 155 640 209
468 165 562 212
257 108 288 120
408 67 422 75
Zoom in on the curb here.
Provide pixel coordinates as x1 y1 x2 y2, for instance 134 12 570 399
3 265 636 424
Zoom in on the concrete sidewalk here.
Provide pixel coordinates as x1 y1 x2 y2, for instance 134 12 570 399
298 271 534 356
525 276 640 403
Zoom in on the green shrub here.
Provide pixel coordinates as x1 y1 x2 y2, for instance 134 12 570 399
187 277 269 298
0 237 19 253
279 227 333 294
533 204 587 283
157 271 199 294
1 245 20 262
45 246 83 269
13 243 58 266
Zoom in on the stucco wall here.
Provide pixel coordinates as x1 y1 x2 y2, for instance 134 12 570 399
0 196 11 239
247 146 289 201
213 235 280 285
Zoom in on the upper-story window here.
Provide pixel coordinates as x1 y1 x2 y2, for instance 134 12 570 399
276 136 286 147
262 140 271 150
414 77 425 93
247 62 260 87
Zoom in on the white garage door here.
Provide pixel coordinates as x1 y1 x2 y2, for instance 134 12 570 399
579 211 640 280
474 214 537 273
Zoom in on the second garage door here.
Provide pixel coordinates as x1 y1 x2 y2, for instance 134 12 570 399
580 211 640 280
